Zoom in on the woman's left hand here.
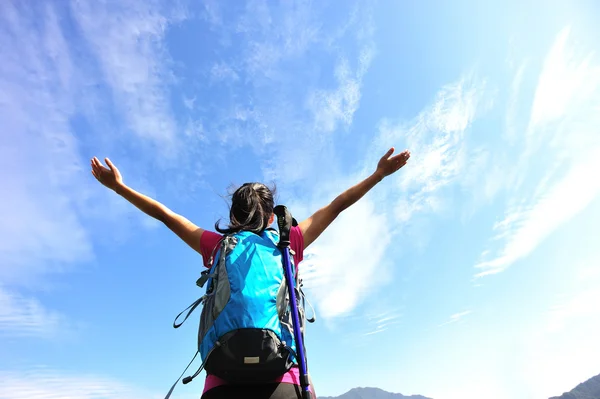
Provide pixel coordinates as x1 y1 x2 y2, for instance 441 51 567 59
375 147 411 178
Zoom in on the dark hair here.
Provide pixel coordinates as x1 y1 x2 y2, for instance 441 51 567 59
215 182 276 235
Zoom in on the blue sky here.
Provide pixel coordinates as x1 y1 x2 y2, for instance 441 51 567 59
1 1 600 399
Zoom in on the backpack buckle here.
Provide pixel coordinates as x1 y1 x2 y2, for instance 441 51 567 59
196 269 214 288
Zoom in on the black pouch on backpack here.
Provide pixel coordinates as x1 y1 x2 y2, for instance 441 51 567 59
204 328 295 384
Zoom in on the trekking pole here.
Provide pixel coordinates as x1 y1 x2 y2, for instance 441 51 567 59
274 205 312 399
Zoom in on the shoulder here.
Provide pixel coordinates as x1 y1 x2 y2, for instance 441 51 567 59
200 230 224 267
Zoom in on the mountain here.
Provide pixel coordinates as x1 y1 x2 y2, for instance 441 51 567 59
319 387 433 399
549 373 600 399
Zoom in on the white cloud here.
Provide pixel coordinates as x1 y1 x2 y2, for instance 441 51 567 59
70 0 184 150
307 3 375 134
546 288 600 333
0 2 172 343
197 1 376 187
184 118 206 139
321 305 403 348
289 74 486 320
182 95 196 110
522 285 600 398
232 0 321 81
201 0 222 27
528 27 598 131
363 310 402 336
375 75 485 223
0 0 157 284
0 2 93 285
475 151 600 277
0 368 160 399
210 62 239 83
308 51 372 133
505 61 527 142
297 194 392 319
438 310 472 327
0 287 68 339
475 26 600 278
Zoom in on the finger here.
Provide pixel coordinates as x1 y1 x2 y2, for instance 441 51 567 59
395 160 407 171
105 158 115 171
391 150 411 161
92 159 103 173
92 157 104 169
389 153 406 163
381 147 395 160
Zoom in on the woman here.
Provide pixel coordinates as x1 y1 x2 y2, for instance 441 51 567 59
90 147 410 399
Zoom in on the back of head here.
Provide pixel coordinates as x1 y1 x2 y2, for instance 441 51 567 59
216 182 276 235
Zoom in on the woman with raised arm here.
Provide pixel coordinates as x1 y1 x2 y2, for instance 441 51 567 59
90 147 410 399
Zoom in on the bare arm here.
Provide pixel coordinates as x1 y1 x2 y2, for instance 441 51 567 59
115 183 205 253
299 148 410 250
91 157 205 254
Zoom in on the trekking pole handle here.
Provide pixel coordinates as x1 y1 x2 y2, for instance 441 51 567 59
273 205 296 247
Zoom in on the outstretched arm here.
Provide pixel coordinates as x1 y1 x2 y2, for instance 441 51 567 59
90 157 205 254
298 147 410 250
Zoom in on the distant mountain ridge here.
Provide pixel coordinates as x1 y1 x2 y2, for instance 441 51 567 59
317 372 600 399
318 387 432 399
549 373 600 399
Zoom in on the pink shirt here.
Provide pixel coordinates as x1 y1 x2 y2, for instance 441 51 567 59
198 227 312 394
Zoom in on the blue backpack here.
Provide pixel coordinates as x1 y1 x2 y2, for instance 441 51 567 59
165 228 314 397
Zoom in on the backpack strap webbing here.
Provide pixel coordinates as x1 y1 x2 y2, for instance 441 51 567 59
164 351 198 399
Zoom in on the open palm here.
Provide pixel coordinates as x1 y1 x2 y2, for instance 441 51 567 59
376 147 411 177
91 157 122 191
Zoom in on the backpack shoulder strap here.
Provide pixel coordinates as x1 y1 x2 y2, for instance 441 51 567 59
262 228 281 246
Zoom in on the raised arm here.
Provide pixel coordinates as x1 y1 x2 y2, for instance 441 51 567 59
298 147 410 249
90 157 205 254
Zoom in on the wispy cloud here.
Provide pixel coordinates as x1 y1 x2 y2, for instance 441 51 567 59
188 1 373 173
299 197 392 319
475 152 600 277
182 95 196 110
210 62 240 83
363 310 403 336
234 0 322 79
0 1 177 346
307 3 375 135
0 287 69 339
375 74 487 224
70 0 185 151
0 367 160 399
527 27 595 131
523 273 600 398
293 73 487 320
325 305 403 347
0 2 93 286
505 61 528 142
292 72 489 320
475 26 600 278
308 46 374 133
201 0 222 28
438 310 472 327
546 288 600 333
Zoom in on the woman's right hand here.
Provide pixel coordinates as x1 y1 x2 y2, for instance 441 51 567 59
91 157 123 192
